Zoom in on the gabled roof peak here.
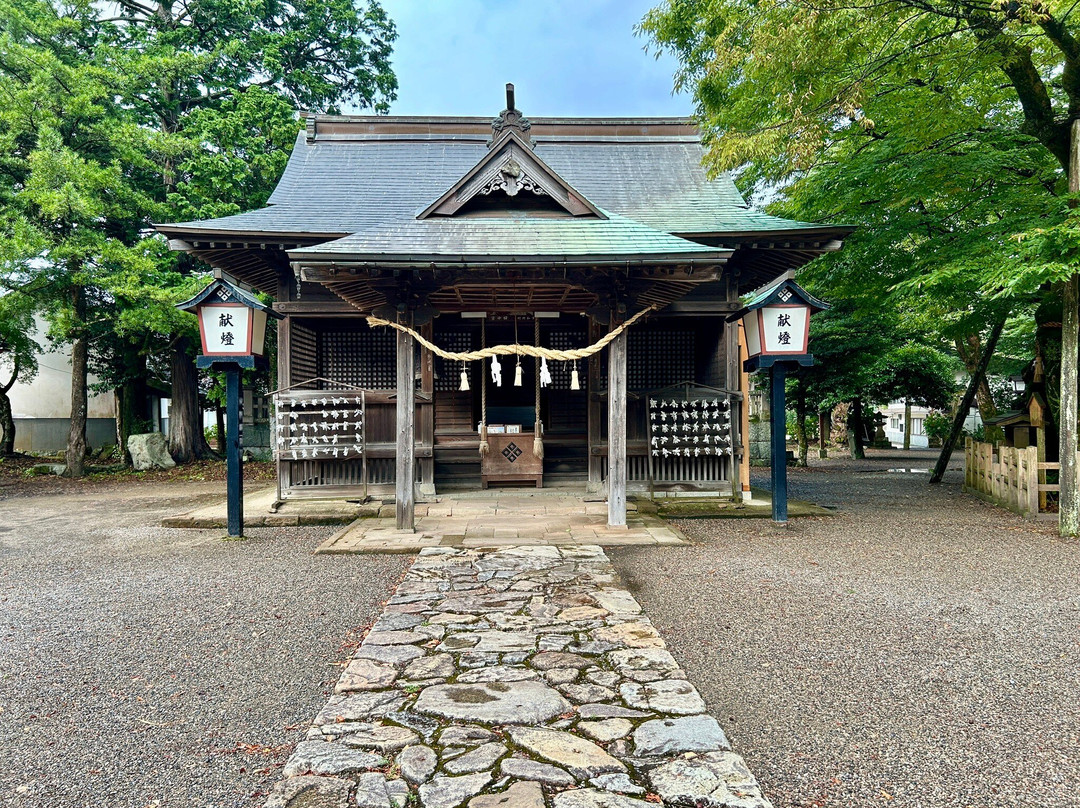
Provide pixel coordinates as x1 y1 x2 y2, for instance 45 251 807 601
419 129 605 220
490 83 532 148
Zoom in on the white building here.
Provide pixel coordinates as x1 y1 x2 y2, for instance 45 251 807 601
7 319 117 453
878 401 981 450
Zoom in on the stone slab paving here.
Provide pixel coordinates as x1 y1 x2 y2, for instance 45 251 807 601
161 486 375 528
317 496 688 553
265 546 770 808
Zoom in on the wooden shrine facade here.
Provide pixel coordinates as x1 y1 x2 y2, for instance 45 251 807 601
157 87 852 528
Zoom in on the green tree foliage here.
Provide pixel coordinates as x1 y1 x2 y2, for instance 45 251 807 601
640 0 1078 409
0 0 397 470
98 0 397 462
0 1 157 474
873 344 957 411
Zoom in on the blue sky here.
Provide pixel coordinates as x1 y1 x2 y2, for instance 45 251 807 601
377 0 693 118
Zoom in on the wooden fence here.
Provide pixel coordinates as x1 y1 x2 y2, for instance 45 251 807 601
963 438 1069 518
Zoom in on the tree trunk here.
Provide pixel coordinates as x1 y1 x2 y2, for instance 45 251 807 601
903 400 912 450
931 316 1008 484
848 398 866 459
955 333 1000 428
794 385 809 466
115 353 148 464
216 406 225 452
63 286 88 478
1060 118 1080 536
168 336 214 463
0 391 14 456
1061 273 1079 534
0 356 18 456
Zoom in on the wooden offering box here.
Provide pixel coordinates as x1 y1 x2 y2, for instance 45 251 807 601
481 432 543 488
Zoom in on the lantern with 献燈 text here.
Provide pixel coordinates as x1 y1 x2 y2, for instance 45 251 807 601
176 274 282 538
729 278 830 523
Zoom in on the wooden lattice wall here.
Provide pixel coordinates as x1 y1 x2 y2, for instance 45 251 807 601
290 322 318 388
319 326 396 389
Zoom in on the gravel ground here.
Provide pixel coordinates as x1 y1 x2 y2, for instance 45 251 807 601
0 483 409 808
610 450 1080 808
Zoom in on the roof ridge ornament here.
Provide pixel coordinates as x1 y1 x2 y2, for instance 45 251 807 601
490 83 532 148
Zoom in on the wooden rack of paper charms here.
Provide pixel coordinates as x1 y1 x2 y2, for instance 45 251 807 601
646 383 735 495
271 379 367 502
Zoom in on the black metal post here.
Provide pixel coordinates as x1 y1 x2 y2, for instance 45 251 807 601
225 364 243 537
770 362 788 524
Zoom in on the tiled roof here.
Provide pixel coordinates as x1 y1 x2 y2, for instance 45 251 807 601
159 123 832 239
290 211 728 262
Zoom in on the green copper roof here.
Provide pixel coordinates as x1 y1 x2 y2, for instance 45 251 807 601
289 211 729 263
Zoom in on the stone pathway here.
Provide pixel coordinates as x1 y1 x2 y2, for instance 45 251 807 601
266 546 771 808
317 496 688 553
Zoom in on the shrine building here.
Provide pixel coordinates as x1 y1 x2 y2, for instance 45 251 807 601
156 86 852 529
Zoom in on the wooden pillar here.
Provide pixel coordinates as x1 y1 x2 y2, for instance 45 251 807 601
587 317 604 492
419 321 435 496
725 315 741 502
396 325 415 531
607 330 627 527
276 314 291 390
737 320 752 501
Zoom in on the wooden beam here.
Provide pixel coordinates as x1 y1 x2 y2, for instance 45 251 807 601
607 329 627 527
273 300 362 314
396 324 416 531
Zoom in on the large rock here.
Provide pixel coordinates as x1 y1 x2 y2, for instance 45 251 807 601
417 772 491 808
340 723 419 754
264 775 352 808
647 751 772 808
414 681 570 725
127 432 175 471
633 714 730 756
507 726 626 779
282 740 385 778
468 781 545 808
312 692 407 725
499 757 575 787
591 622 663 649
609 648 684 683
398 744 437 784
619 680 706 715
354 772 393 808
336 658 399 692
443 741 506 774
551 790 652 808
579 718 632 743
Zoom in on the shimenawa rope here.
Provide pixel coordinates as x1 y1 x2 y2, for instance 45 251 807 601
365 306 656 363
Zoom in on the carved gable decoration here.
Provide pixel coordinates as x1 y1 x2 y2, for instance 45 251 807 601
418 131 605 219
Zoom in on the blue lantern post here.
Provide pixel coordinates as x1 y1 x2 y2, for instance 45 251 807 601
730 279 829 524
177 275 282 538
